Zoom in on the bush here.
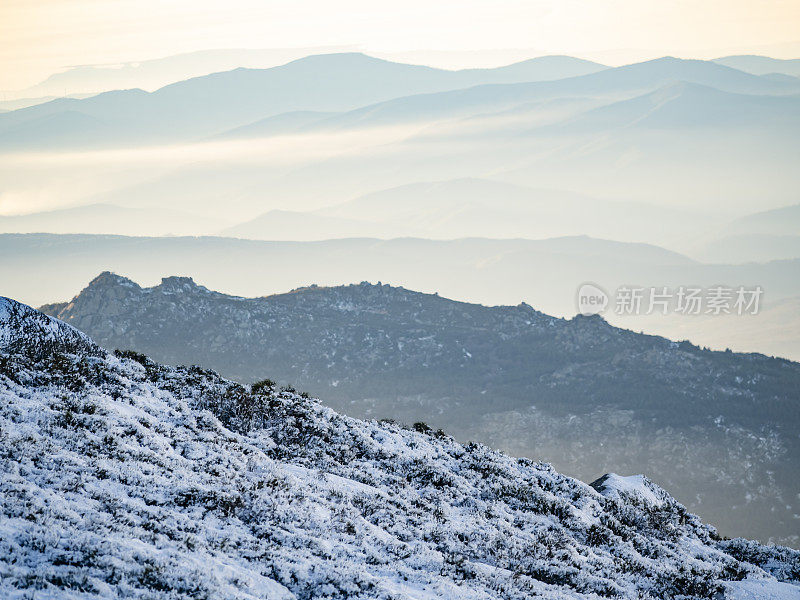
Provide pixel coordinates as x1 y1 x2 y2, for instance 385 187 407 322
114 349 149 365
412 422 432 434
586 524 611 547
251 379 276 394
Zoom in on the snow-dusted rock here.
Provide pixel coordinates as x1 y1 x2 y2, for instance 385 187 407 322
1 296 101 359
590 473 668 507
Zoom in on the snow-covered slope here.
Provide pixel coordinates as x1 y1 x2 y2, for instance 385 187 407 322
1 296 799 599
39 273 800 546
0 296 100 359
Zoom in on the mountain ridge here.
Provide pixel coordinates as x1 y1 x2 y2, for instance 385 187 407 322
528 82 800 134
713 55 800 78
301 57 800 132
39 272 800 546
2 294 800 598
1 54 795 150
0 53 608 149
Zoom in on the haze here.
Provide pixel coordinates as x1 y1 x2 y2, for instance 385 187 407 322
3 0 800 90
1 2 799 361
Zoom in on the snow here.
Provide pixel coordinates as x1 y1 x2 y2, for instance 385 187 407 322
724 579 800 600
0 295 98 355
592 473 665 507
0 296 799 599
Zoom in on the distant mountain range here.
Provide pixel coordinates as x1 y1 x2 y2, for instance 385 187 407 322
3 180 796 269
3 231 799 360
300 57 800 133
4 179 796 274
2 202 794 361
713 55 800 78
533 82 800 133
6 176 792 266
3 52 794 228
2 47 798 391
11 49 799 102
688 204 800 263
0 93 93 112
9 232 800 309
696 234 800 264
222 178 715 245
0 53 608 149
39 272 800 546
725 204 800 237
14 46 359 97
2 54 797 151
15 49 606 99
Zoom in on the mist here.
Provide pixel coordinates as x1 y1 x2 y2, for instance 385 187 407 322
1 52 798 370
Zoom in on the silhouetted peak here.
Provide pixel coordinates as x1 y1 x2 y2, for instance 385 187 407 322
87 271 139 290
285 52 395 70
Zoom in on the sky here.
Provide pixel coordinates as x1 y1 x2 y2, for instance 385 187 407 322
2 0 799 90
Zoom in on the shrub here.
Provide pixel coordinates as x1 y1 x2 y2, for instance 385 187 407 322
251 379 276 394
114 349 149 365
412 421 432 434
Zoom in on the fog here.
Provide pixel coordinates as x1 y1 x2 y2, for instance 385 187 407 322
0 125 426 217
1 53 798 360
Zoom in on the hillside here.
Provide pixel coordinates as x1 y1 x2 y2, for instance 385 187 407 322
3 295 800 598
40 272 800 547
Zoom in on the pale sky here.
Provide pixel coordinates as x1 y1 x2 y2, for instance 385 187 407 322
2 0 799 90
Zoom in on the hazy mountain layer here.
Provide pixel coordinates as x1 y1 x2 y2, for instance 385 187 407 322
713 55 800 78
4 232 799 359
0 203 226 237
3 294 800 599
0 53 609 150
688 203 800 263
15 46 360 97
38 72 794 223
3 54 796 228
0 54 795 152
724 204 800 237
305 69 800 133
695 235 800 263
0 93 94 112
40 272 800 546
